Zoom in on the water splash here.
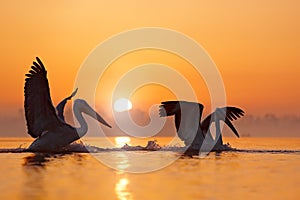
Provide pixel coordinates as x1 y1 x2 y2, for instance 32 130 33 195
0 140 300 154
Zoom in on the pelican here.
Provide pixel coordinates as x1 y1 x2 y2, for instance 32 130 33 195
24 57 111 152
159 101 244 152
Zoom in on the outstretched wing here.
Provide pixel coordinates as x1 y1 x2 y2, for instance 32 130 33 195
159 101 204 145
201 107 244 137
24 57 63 138
159 101 181 117
56 88 78 122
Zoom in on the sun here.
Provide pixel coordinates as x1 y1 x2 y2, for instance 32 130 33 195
114 137 131 147
114 98 133 112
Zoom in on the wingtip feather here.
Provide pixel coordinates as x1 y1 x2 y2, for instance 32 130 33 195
35 57 46 71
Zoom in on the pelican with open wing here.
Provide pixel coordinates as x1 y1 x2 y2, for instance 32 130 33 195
159 101 244 151
24 57 111 152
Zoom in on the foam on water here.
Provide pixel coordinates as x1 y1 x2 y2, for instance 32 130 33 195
1 140 299 154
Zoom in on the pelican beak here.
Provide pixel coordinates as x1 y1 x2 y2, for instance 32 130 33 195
95 112 112 128
224 118 240 138
78 99 112 128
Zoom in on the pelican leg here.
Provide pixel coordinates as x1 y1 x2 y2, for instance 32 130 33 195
214 134 223 149
184 129 205 156
213 119 224 150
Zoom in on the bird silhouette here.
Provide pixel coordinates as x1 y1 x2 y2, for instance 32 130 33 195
24 57 111 152
159 101 244 152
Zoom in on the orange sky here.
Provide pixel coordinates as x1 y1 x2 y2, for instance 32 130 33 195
0 0 300 120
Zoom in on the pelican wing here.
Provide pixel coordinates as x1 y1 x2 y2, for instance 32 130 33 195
159 101 181 117
24 57 63 138
159 101 204 144
56 88 78 122
201 107 244 138
159 101 204 116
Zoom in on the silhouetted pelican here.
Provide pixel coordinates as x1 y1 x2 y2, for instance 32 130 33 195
24 57 111 152
159 101 244 151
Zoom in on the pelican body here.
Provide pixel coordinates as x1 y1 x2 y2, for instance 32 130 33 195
24 57 111 152
159 101 244 152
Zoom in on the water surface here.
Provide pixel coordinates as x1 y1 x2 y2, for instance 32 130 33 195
0 137 299 199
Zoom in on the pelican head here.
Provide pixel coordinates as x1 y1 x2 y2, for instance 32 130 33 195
73 99 112 128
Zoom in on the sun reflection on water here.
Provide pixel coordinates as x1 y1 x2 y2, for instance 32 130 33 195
116 152 130 171
115 177 132 200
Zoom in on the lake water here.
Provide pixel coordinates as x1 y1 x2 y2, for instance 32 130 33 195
0 137 299 200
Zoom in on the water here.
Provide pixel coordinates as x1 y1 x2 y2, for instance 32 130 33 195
0 137 299 199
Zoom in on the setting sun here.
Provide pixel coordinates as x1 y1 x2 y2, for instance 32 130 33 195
114 98 133 112
114 136 131 147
